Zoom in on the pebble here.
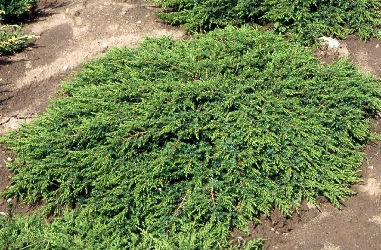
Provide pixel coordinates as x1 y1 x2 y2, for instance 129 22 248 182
6 198 12 203
101 43 108 49
137 20 142 24
319 36 340 50
62 65 69 71
307 202 317 209
6 157 13 162
0 212 6 216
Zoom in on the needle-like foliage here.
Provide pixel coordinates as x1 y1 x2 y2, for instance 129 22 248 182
155 0 381 44
1 27 381 249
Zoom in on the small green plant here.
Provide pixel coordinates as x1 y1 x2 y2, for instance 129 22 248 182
0 22 37 55
0 0 38 55
155 0 381 44
0 0 36 21
1 27 381 248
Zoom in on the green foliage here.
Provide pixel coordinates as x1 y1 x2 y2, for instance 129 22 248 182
0 0 38 55
0 212 263 249
155 0 381 44
0 23 37 55
1 26 381 248
0 0 36 21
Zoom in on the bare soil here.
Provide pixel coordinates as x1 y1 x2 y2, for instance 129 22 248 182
1 1 381 249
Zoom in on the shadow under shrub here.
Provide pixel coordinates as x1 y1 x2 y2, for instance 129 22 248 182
155 0 381 44
1 27 381 249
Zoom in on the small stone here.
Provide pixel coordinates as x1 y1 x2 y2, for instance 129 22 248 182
6 198 12 203
62 65 69 71
319 36 340 50
376 44 379 48
307 202 316 209
6 157 13 162
0 212 6 216
270 228 275 231
137 20 142 24
101 43 108 49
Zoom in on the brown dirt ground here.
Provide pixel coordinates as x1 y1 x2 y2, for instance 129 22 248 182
1 1 381 249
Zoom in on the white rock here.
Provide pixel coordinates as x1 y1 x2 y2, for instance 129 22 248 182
6 198 12 203
320 36 340 50
6 157 13 162
137 20 142 24
101 43 108 49
0 212 6 216
62 65 69 71
306 202 316 209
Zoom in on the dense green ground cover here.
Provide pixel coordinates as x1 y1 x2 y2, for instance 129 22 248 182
155 0 381 44
1 27 381 249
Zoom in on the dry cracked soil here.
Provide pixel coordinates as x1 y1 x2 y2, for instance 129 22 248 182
1 1 381 249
